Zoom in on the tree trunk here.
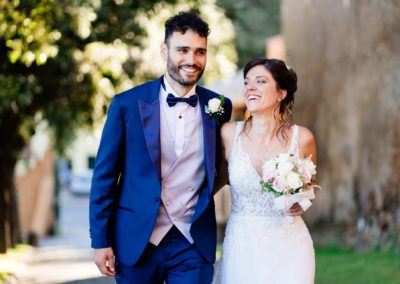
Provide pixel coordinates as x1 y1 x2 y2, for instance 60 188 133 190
0 154 19 253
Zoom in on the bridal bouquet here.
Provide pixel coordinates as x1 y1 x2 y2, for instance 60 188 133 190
260 153 319 222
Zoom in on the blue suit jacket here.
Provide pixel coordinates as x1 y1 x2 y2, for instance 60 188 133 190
89 77 232 266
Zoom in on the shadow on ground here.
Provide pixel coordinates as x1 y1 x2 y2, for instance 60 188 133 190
62 276 115 284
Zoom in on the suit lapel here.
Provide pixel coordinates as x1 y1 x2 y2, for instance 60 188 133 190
137 81 217 193
198 89 217 198
138 78 162 181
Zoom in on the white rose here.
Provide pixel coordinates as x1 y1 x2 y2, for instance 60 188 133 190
208 98 221 112
262 159 276 173
286 172 303 190
277 153 291 162
303 159 316 175
277 161 294 177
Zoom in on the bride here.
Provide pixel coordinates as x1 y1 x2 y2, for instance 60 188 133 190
214 58 316 284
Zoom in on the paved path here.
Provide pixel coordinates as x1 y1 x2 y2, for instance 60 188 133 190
8 189 115 284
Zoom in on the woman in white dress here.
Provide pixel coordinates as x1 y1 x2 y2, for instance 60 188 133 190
215 58 317 284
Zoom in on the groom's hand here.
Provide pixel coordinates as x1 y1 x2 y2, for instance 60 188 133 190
94 247 116 276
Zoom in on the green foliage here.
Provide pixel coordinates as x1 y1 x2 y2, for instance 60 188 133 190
130 0 237 86
0 0 59 66
0 244 31 281
216 0 280 67
0 0 237 156
0 0 179 154
315 247 400 284
0 272 10 282
260 180 283 196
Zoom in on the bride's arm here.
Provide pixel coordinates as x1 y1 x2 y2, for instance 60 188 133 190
298 126 317 166
213 122 236 195
288 126 317 216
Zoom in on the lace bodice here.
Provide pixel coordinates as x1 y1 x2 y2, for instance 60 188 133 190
228 122 299 217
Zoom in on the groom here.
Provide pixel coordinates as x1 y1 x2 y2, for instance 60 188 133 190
89 11 232 284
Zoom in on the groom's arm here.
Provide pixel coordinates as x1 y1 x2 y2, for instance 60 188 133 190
213 139 229 195
213 97 232 195
94 247 116 276
221 96 232 126
89 95 125 249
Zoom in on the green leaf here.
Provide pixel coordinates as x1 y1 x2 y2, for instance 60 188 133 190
260 181 283 196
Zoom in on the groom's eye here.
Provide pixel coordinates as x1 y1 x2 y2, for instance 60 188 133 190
196 49 207 56
177 47 189 53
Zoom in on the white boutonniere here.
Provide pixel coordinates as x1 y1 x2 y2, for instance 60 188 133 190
205 95 225 120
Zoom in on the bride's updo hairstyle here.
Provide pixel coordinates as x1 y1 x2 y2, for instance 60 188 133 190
242 57 298 143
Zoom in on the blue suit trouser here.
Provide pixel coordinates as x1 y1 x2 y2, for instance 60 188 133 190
114 226 214 284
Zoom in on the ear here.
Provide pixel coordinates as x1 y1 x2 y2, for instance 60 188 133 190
160 42 168 61
278 89 287 102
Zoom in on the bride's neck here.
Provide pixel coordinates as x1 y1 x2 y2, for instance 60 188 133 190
249 115 280 143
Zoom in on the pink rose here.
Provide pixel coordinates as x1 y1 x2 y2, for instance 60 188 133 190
263 169 276 182
299 166 312 183
272 177 287 193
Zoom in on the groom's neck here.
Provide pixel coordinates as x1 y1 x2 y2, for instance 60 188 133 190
164 74 196 97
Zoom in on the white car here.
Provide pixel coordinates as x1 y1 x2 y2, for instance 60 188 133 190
68 169 93 195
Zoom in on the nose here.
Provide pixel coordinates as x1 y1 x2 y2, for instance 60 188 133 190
185 52 195 64
246 80 256 90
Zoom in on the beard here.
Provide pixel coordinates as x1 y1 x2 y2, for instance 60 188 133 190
166 57 204 87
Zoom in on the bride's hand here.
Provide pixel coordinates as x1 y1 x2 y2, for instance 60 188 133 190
288 202 304 216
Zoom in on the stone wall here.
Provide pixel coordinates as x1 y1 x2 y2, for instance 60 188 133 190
282 0 400 249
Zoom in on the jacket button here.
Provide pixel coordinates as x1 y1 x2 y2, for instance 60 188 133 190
154 197 160 202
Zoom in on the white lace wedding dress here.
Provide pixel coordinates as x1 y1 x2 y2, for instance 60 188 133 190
214 122 315 284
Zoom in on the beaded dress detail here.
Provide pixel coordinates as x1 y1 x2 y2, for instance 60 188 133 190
214 122 315 284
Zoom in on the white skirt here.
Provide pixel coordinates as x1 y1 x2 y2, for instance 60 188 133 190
214 215 315 284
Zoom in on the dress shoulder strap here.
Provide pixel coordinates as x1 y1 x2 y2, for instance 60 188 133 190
288 124 299 157
234 121 244 140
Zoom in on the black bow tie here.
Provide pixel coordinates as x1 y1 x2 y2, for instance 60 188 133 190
166 93 197 107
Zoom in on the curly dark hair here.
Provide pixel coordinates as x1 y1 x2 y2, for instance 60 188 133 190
164 11 210 44
242 58 298 143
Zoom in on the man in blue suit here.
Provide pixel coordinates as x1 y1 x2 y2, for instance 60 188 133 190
89 11 232 284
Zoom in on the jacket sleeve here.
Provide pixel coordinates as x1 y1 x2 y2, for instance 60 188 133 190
89 96 125 248
222 97 233 124
213 97 233 193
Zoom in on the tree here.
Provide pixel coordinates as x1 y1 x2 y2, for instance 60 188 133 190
216 0 280 67
0 0 236 252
